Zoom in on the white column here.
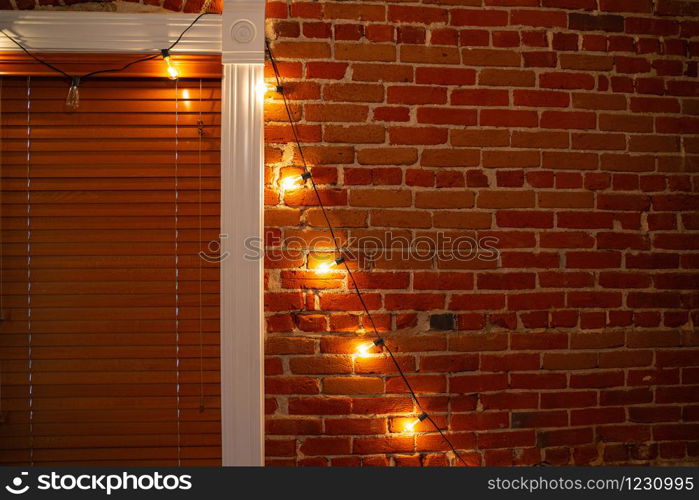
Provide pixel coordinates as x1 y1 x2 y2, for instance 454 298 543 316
220 0 266 466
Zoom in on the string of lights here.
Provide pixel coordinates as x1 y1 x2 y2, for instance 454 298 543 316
0 12 211 109
265 40 469 467
0 11 471 465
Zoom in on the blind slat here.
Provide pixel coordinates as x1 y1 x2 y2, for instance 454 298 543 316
0 75 222 465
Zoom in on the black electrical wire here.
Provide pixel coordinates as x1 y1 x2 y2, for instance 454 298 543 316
266 39 469 467
0 12 212 83
0 30 72 79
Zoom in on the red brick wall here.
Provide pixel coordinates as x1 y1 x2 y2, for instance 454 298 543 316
264 0 699 467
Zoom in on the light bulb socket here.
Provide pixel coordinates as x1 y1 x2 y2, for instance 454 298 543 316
373 338 385 347
275 85 284 93
334 256 345 266
70 76 80 88
417 412 429 422
300 172 312 181
161 49 171 59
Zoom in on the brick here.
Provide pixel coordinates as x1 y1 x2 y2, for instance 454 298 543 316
389 5 447 24
421 149 480 167
513 410 568 429
514 90 569 108
324 83 383 103
481 110 538 128
459 29 490 47
415 190 475 208
511 9 567 27
600 0 653 13
451 129 510 147
271 41 331 59
388 86 447 105
461 49 521 67
625 17 679 36
389 127 448 145
352 64 412 83
540 72 596 90
305 104 368 123
324 125 385 144
560 54 614 71
572 93 627 110
479 69 536 87
401 45 461 65
452 89 509 106
300 437 351 456
496 211 554 228
353 436 414 455
569 13 624 32
523 51 558 68
451 9 509 26
539 270 594 287
541 111 596 130
540 428 595 448
397 25 426 44
541 391 597 409
357 148 417 165
323 377 384 395
335 43 395 62
600 389 653 406
416 67 476 85
417 107 478 125
553 32 579 51
478 190 535 208
478 430 536 449
492 30 520 47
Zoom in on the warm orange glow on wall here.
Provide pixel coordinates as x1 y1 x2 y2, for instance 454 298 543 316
403 412 429 433
355 338 384 357
315 256 345 274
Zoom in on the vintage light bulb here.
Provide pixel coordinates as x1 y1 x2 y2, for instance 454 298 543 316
280 171 311 191
161 49 178 80
257 81 283 99
356 338 384 356
65 77 80 110
316 256 345 274
266 82 282 93
404 412 429 433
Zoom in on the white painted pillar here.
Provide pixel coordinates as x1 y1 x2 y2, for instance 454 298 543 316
219 0 266 466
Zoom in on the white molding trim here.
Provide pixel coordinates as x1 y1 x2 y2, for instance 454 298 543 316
222 0 265 63
220 62 265 466
0 11 222 53
220 0 265 467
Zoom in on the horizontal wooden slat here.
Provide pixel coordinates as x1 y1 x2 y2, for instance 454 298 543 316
0 74 222 465
0 54 222 78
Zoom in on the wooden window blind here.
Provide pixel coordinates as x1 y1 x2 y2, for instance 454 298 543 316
0 75 222 466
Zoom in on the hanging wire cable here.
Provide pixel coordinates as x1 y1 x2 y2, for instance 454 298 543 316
0 32 72 79
174 78 182 467
25 75 34 466
265 40 469 467
197 78 206 413
0 13 212 86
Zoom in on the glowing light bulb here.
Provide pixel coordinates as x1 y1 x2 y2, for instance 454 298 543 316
316 256 345 274
404 412 428 433
65 77 80 110
356 338 384 356
257 81 283 99
280 171 311 191
266 82 282 93
161 49 178 80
